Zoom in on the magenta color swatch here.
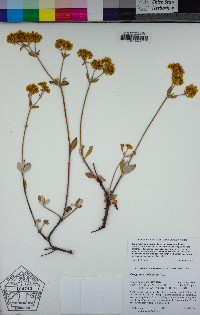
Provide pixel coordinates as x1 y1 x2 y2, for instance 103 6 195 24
71 0 87 8
0 0 7 9
71 8 87 21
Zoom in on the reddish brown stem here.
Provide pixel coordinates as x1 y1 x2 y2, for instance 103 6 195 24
21 98 73 256
60 85 71 213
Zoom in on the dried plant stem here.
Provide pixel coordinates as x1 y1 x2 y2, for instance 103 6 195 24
80 81 113 233
134 96 168 154
33 54 73 230
92 93 170 233
34 53 71 212
22 107 31 162
44 206 61 218
80 82 91 148
60 84 71 212
21 104 73 256
36 56 55 82
112 94 169 194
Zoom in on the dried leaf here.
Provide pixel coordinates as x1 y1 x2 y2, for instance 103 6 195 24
92 78 99 83
70 137 77 152
62 80 69 86
44 199 50 206
120 160 125 173
113 199 118 210
169 94 177 99
38 195 45 205
66 206 72 212
85 173 96 179
167 86 173 96
126 144 133 150
99 175 106 181
75 198 83 208
111 194 117 200
123 162 136 174
85 146 93 158
17 162 22 172
120 144 124 152
24 163 31 172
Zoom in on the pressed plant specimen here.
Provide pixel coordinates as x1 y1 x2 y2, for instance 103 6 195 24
77 56 198 233
7 31 83 256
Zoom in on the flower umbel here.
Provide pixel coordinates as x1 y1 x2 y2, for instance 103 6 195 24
7 30 42 44
77 49 93 61
26 84 39 95
90 59 104 71
38 82 50 93
168 63 184 86
90 57 116 75
55 39 73 51
184 84 198 98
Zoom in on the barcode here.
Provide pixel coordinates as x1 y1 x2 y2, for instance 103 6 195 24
120 32 150 42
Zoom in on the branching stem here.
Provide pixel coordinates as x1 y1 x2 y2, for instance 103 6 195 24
19 50 75 256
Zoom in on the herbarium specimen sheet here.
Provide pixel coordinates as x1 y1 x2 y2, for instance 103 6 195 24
0 23 200 315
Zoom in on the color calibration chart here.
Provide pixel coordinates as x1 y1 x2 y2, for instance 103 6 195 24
0 0 137 22
0 0 200 22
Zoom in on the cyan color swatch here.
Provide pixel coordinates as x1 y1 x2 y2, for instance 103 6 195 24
7 9 23 21
7 0 23 9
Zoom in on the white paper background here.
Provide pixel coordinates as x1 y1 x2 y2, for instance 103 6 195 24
0 23 200 315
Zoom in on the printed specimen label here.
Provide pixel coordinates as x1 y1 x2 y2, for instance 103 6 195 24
136 0 178 14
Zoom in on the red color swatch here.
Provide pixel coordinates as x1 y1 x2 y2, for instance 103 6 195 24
55 9 71 21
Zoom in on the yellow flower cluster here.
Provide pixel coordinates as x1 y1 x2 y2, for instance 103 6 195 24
168 63 184 86
26 84 39 95
26 82 50 95
7 30 42 44
55 39 73 51
90 59 104 70
77 49 93 60
104 60 115 76
38 82 50 93
90 57 115 75
184 84 198 98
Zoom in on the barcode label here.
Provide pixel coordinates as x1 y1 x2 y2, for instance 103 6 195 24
120 32 151 43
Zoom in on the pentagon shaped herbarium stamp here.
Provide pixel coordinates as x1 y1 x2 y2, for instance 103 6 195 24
0 266 45 312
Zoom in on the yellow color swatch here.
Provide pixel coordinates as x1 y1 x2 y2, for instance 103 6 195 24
39 9 55 21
